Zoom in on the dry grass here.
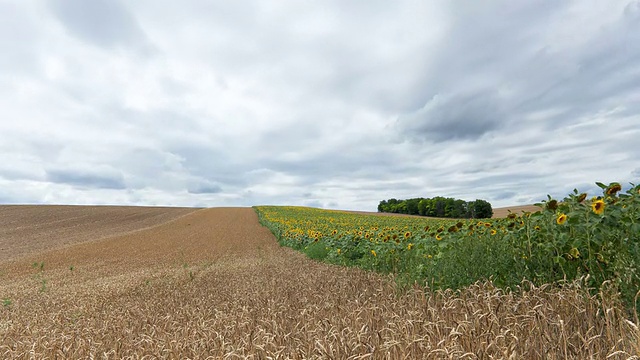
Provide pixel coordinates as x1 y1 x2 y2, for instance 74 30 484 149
0 207 637 359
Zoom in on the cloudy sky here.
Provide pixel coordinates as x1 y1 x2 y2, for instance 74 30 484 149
1 0 639 211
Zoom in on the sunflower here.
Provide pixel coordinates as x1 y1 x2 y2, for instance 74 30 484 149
404 231 412 239
606 183 622 196
490 229 497 236
556 213 567 225
592 199 605 215
546 199 558 211
436 234 442 241
407 243 414 250
337 248 342 255
371 250 377 257
577 193 587 203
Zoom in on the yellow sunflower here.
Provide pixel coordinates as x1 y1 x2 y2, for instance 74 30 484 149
556 213 567 225
592 199 605 215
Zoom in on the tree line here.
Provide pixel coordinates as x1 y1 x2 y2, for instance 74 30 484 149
377 197 493 219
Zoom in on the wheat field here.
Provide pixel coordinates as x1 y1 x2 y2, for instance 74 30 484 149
0 206 637 359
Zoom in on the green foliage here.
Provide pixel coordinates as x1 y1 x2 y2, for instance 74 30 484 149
304 240 330 261
2 298 11 307
32 261 44 272
255 181 640 311
378 196 491 219
471 199 493 218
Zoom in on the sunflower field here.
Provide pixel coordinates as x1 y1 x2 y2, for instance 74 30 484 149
255 182 640 309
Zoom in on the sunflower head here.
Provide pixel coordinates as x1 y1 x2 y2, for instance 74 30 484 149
577 193 587 203
556 213 567 225
592 199 605 215
404 231 412 239
407 243 414 250
546 199 558 211
490 229 497 236
370 250 377 257
606 183 622 196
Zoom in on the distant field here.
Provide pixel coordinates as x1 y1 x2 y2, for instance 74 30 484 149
491 204 542 218
0 205 197 261
0 205 636 358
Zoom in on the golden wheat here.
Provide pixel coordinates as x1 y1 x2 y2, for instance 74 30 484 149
0 207 637 359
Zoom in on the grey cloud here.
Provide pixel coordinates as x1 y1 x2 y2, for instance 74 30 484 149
395 1 640 145
395 92 504 143
48 0 151 52
187 181 223 195
46 167 126 190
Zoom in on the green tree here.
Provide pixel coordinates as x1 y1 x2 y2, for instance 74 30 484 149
472 199 493 219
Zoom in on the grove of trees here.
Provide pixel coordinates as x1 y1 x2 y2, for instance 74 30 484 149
377 197 493 219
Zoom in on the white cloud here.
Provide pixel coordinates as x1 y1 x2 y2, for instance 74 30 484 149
0 0 638 210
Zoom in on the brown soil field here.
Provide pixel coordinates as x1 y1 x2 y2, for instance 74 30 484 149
0 205 197 261
491 204 542 218
0 206 637 358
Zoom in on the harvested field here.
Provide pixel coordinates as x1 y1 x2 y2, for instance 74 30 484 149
0 207 637 358
0 205 197 261
491 204 542 218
